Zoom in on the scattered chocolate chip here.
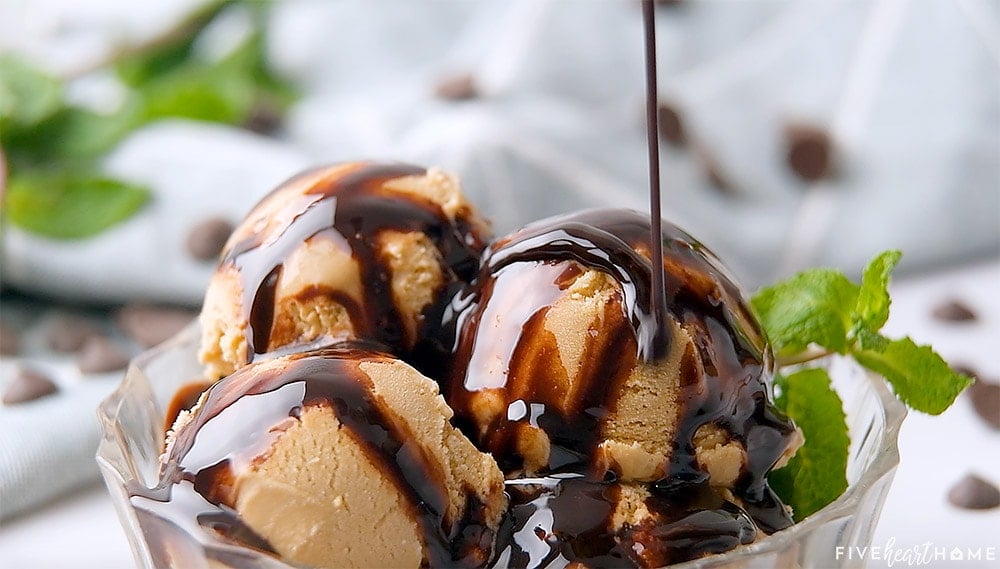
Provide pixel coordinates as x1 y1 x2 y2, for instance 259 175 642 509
932 299 977 322
117 304 196 348
434 73 479 101
968 376 1000 431
697 148 737 196
0 323 19 356
186 217 233 262
45 315 103 353
77 336 130 374
948 474 1000 510
784 123 833 182
3 367 58 405
657 102 686 147
242 101 283 136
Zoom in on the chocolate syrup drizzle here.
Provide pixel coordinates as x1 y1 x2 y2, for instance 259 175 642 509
136 346 495 568
141 5 801 564
436 208 797 568
221 162 488 360
643 0 670 361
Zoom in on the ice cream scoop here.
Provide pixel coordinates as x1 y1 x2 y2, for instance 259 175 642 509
433 208 801 564
145 346 506 569
199 161 490 379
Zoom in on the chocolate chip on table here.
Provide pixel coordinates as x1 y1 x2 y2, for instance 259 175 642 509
434 73 479 101
784 122 833 182
0 323 19 356
968 376 1000 431
932 299 977 322
3 367 58 405
242 101 284 136
697 149 737 197
657 102 686 147
77 336 130 374
117 304 196 348
45 315 103 353
948 474 1000 510
186 217 234 262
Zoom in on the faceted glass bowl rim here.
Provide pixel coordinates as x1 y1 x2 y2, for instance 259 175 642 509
96 324 908 568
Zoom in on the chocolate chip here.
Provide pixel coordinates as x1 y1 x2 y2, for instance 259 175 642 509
77 336 130 374
968 377 1000 431
0 323 19 356
186 217 233 262
434 73 478 101
697 148 737 196
932 299 977 322
948 474 1000 510
117 304 196 348
784 123 833 182
3 367 58 405
657 102 686 147
45 315 103 353
242 101 283 136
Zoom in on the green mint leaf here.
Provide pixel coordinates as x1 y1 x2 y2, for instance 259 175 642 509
855 328 889 352
6 172 151 239
4 105 144 168
768 367 849 521
0 55 63 134
852 250 902 336
114 0 228 86
853 337 973 415
137 63 255 124
751 270 859 357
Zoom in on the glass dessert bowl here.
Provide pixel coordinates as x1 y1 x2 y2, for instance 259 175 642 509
97 322 905 569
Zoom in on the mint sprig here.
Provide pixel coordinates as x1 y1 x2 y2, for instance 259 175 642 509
854 337 971 415
755 250 973 519
0 1 297 240
769 368 849 521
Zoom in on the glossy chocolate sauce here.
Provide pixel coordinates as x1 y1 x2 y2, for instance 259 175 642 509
220 162 488 360
137 346 494 567
163 379 214 434
494 477 757 568
437 208 797 566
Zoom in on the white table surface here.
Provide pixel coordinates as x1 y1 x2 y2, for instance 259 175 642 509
0 261 997 569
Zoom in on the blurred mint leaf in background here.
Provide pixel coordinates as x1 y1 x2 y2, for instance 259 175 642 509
5 105 145 166
0 55 64 133
0 0 297 240
6 173 150 240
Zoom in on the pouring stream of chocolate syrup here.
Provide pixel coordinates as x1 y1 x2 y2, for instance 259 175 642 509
642 0 670 360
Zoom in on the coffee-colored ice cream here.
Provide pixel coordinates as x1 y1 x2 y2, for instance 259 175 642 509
162 346 506 569
199 162 490 379
433 209 801 565
146 162 801 568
